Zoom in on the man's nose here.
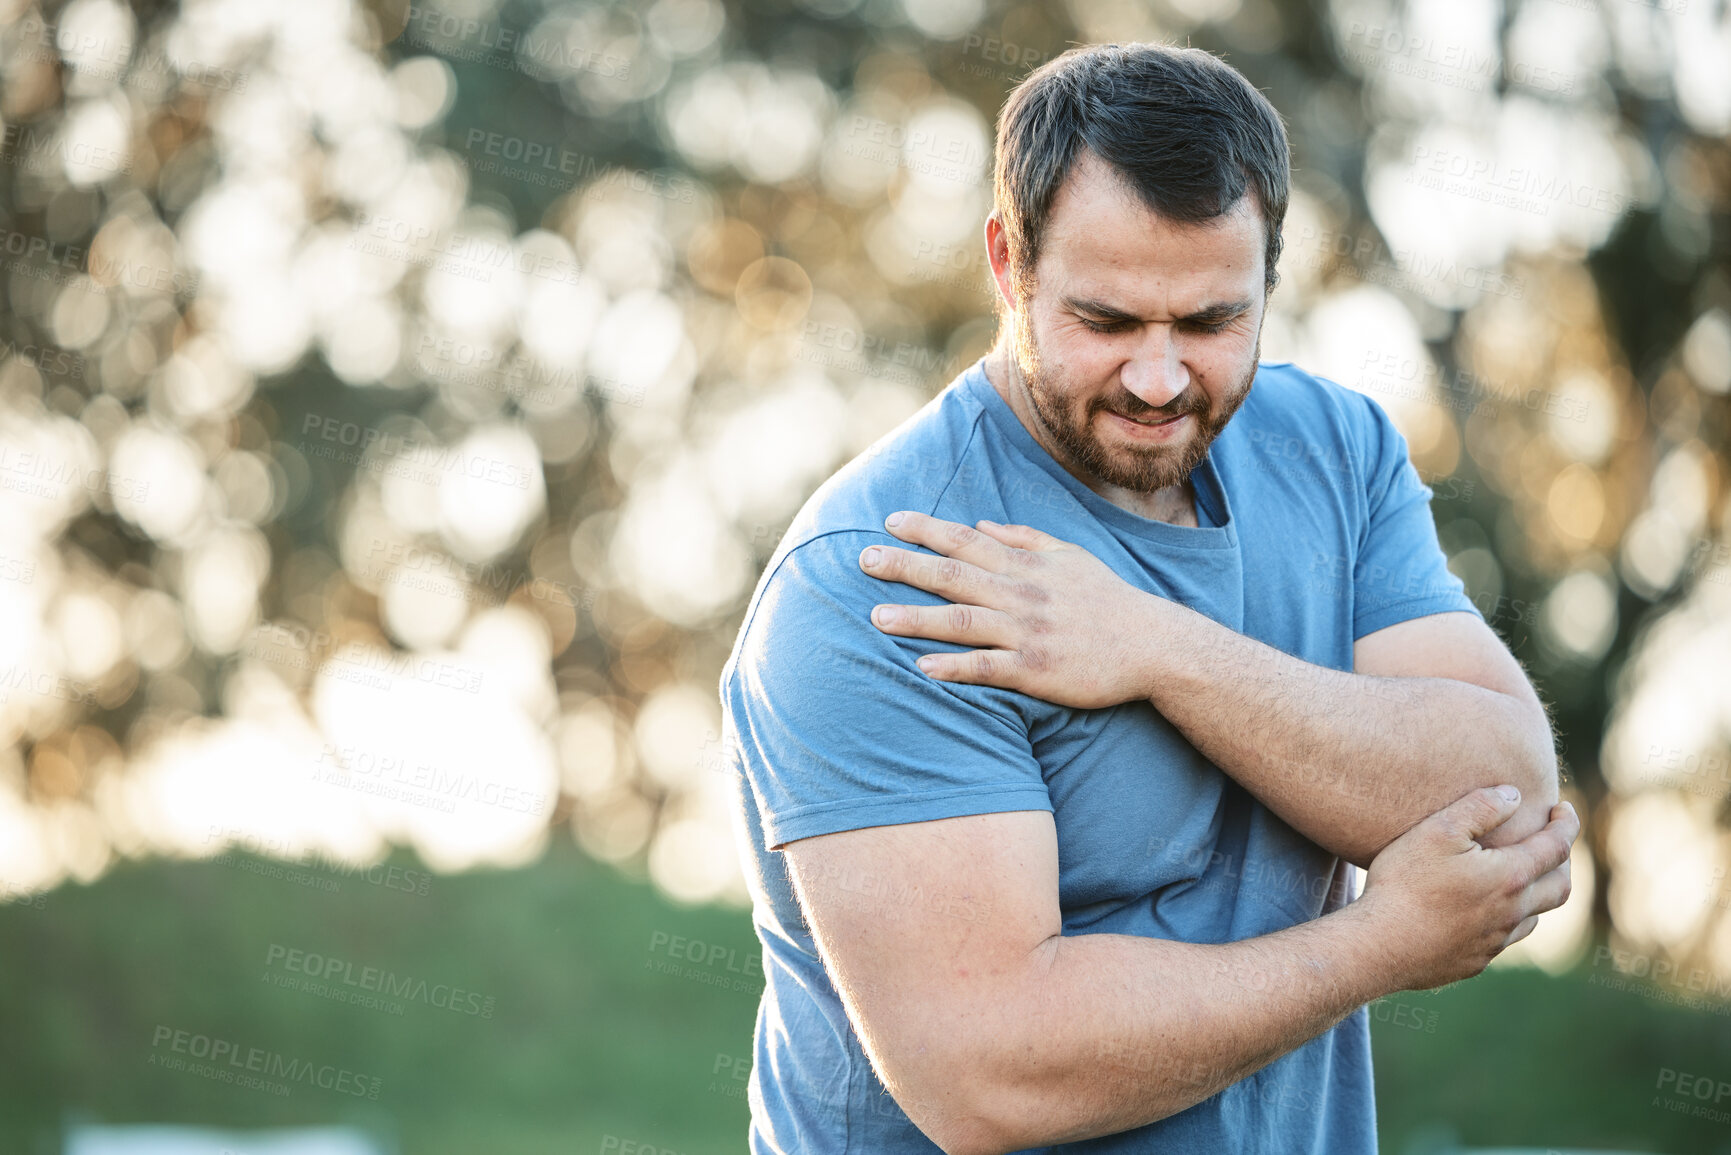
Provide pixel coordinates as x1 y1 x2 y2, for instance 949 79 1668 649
1119 326 1189 408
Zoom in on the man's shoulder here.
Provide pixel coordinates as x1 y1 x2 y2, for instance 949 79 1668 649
795 377 990 540
1232 359 1398 465
719 369 991 694
1243 359 1382 427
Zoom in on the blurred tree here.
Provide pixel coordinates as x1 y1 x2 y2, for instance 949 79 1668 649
0 0 1724 985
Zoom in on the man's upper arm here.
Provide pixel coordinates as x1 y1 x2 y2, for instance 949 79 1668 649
781 810 1059 1146
1353 610 1537 705
1344 392 1557 838
728 528 1059 1146
1346 391 1482 641
1341 395 1536 703
729 529 1050 851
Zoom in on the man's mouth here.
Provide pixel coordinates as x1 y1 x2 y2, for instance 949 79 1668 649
1110 410 1188 428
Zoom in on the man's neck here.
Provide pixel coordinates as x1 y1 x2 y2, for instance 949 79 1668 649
983 349 1200 528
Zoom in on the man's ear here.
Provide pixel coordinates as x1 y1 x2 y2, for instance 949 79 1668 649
983 211 1019 318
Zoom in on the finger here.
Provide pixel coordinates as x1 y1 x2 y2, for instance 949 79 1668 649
1501 913 1540 951
975 519 1069 553
1504 801 1581 885
1425 785 1523 849
860 543 1004 604
871 602 1017 648
1521 857 1573 917
915 647 1021 689
883 511 1026 575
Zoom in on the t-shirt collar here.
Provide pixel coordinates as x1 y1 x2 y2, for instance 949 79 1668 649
959 355 1237 549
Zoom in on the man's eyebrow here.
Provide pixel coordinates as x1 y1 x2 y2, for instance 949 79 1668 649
1063 296 1254 325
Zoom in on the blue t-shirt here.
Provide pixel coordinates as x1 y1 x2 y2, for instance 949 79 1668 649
719 356 1480 1153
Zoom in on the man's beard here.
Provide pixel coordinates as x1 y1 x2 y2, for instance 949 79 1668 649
1010 317 1259 494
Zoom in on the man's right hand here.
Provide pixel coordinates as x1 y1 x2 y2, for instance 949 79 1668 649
1354 785 1579 992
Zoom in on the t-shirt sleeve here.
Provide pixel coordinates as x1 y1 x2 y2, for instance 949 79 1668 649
724 529 1052 851
1348 393 1482 640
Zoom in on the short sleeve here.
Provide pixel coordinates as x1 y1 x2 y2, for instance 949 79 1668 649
1348 394 1482 640
724 529 1052 851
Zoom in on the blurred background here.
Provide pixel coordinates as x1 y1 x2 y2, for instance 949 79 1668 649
0 0 1726 1151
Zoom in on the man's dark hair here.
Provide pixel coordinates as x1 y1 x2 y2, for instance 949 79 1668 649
992 42 1291 303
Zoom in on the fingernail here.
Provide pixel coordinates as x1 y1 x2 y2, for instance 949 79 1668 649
874 606 897 626
1496 785 1521 803
916 655 935 672
886 512 904 528
978 518 998 527
862 547 880 567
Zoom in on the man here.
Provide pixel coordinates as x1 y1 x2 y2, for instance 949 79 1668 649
718 42 1576 1154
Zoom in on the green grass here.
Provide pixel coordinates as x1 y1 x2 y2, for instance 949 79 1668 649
0 840 758 1155
1372 962 1731 1155
2 842 1727 1154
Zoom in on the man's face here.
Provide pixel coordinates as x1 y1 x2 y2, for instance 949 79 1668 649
995 150 1268 494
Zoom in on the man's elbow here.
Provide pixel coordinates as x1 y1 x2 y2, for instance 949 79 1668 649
898 1073 1020 1155
872 1035 1019 1155
1351 705 1559 867
1476 703 1559 850
1507 696 1560 804
923 1115 1016 1155
893 1030 1095 1155
919 1077 1066 1155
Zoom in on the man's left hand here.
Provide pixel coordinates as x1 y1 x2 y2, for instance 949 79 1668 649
858 510 1161 709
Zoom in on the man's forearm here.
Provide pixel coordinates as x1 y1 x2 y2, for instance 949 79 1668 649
1130 598 1557 866
946 903 1392 1154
